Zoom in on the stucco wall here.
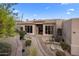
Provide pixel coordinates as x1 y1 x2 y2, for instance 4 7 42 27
56 20 63 28
0 35 22 56
56 20 63 36
71 19 79 55
62 20 71 45
16 25 25 31
63 19 79 55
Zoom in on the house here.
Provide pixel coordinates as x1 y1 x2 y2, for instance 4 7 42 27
16 19 63 36
16 19 63 41
16 18 79 55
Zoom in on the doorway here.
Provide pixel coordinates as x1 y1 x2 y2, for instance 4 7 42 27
36 24 43 35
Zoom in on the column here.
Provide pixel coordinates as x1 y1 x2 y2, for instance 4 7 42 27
43 24 45 36
22 25 25 31
53 25 56 37
33 25 36 35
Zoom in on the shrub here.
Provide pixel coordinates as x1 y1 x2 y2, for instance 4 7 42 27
55 38 60 42
30 47 37 56
55 37 62 42
0 42 11 56
56 50 65 56
22 49 25 53
0 4 17 37
19 31 26 40
25 40 31 47
60 42 71 53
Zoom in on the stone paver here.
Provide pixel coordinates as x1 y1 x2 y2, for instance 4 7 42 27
15 37 22 56
28 35 44 56
25 35 55 56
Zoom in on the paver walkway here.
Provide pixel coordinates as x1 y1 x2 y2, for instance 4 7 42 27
27 35 55 56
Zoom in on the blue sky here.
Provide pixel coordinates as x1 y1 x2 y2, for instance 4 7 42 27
12 3 79 20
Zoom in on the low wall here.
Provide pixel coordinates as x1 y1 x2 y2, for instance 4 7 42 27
0 35 22 56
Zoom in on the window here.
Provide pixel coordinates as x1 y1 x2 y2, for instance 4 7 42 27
57 28 62 36
25 26 32 33
29 26 32 33
20 27 23 31
45 26 53 34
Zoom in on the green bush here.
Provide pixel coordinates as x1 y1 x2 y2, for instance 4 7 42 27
19 31 26 40
60 42 71 53
0 4 16 37
25 40 31 47
56 50 65 56
0 42 11 56
55 37 62 42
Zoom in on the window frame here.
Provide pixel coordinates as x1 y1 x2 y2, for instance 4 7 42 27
25 26 32 33
45 26 53 34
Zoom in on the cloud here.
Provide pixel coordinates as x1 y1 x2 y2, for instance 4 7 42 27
33 14 37 17
60 3 70 5
45 6 50 10
66 8 75 15
68 8 75 11
60 3 69 5
13 10 19 13
66 12 71 15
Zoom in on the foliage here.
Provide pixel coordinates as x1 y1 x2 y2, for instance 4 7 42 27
60 42 71 53
55 38 60 42
0 3 17 37
0 42 11 56
25 40 31 47
30 47 37 56
25 47 37 56
55 36 62 42
56 50 65 56
19 31 26 40
22 49 25 53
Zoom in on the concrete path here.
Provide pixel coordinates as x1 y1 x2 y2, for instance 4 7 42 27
27 35 55 56
36 36 55 56
29 35 44 56
15 37 22 56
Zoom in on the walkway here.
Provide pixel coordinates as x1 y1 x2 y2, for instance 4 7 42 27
15 36 22 56
29 35 55 56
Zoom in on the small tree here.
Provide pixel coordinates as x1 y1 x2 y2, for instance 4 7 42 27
25 40 31 47
0 3 17 37
19 30 26 40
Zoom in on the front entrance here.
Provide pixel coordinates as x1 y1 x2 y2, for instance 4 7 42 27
36 24 43 35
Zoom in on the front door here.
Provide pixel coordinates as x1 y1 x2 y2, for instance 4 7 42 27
36 24 43 35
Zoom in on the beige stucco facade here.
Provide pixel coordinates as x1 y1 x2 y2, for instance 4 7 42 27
16 20 63 42
62 20 71 45
63 18 79 55
16 20 63 36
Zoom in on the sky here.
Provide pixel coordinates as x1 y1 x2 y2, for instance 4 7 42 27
12 3 79 21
